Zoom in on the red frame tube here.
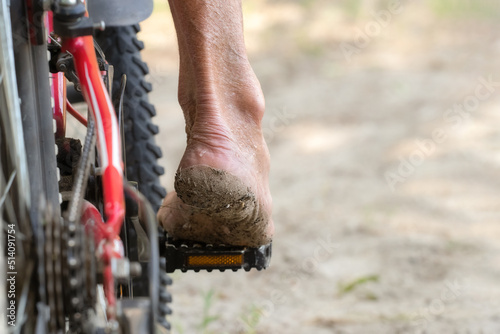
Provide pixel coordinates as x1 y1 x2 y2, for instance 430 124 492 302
52 73 67 137
62 36 125 237
47 12 67 138
62 35 125 320
66 101 88 126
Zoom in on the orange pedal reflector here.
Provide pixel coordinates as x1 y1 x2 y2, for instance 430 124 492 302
187 254 243 267
164 238 272 272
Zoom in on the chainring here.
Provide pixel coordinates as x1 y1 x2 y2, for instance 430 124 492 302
51 136 98 333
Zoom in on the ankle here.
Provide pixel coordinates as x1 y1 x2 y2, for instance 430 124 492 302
178 65 265 126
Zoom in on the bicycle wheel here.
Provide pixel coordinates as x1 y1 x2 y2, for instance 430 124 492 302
95 25 167 213
0 2 31 333
2 0 60 332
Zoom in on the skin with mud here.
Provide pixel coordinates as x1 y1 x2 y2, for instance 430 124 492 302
160 165 271 247
140 1 500 333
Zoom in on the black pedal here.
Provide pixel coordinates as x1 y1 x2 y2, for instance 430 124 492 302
163 238 272 273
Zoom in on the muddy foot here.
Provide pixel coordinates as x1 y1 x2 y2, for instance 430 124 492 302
157 0 273 247
158 165 272 247
156 85 275 247
156 76 275 247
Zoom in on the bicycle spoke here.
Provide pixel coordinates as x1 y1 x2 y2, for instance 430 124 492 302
0 170 16 209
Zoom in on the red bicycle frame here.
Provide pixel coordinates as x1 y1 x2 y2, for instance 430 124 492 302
49 8 126 321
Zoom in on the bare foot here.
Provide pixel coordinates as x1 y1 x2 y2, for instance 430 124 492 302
158 0 274 247
157 87 274 247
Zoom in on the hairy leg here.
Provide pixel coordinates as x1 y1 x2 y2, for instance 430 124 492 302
158 0 274 247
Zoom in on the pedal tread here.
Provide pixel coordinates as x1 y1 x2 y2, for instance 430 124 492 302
163 238 272 273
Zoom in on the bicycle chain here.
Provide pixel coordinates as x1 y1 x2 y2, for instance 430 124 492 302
49 117 97 333
63 211 93 333
65 117 98 333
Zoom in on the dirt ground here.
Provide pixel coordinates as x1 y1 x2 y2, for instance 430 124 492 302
139 1 500 333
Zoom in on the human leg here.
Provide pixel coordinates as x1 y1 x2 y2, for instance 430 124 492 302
157 0 274 247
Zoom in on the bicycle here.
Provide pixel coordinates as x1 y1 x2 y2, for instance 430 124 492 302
1 0 272 333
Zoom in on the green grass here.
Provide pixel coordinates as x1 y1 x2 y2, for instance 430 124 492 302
172 321 185 334
239 305 263 334
197 289 220 334
338 274 379 296
170 289 266 334
427 0 500 19
340 0 363 18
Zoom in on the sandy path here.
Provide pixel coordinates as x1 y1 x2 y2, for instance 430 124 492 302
140 2 500 333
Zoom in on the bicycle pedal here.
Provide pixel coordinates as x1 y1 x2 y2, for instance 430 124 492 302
163 238 272 273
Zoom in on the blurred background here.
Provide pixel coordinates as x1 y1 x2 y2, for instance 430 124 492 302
138 0 500 332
